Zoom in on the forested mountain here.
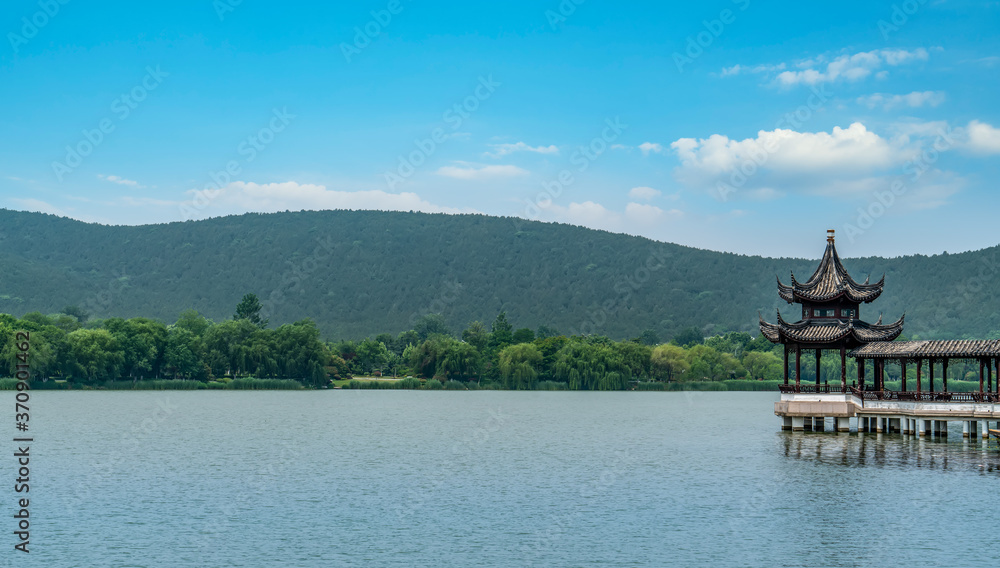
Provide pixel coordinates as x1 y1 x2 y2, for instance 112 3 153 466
0 208 997 340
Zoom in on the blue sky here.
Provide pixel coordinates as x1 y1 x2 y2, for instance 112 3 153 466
1 0 998 258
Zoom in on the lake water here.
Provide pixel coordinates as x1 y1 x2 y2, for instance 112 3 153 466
8 390 1000 567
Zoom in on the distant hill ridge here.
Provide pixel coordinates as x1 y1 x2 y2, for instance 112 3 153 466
0 208 997 340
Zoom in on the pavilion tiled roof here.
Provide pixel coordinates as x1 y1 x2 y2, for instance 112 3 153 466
759 311 905 345
777 239 884 304
850 340 1000 359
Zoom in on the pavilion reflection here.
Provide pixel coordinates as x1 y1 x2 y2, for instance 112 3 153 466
778 431 1000 473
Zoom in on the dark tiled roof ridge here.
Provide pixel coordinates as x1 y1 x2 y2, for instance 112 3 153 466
777 241 884 304
759 311 904 345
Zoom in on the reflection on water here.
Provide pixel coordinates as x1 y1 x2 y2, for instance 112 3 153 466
779 430 1000 473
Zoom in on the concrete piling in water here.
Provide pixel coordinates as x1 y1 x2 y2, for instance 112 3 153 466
837 417 850 432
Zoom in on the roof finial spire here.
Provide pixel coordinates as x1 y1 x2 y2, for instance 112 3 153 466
827 229 835 244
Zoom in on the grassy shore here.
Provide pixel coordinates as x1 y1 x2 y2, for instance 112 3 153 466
11 377 974 392
0 378 305 390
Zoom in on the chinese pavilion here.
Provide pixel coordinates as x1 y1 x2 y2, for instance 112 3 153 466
759 229 905 390
768 231 1000 437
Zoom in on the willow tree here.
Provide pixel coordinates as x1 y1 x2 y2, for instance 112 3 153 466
553 340 632 391
498 343 542 390
439 342 483 381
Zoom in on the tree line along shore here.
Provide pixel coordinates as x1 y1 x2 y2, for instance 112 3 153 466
3 294 989 392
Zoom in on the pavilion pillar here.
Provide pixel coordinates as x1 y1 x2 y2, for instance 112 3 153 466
916 359 922 395
795 346 801 390
929 358 935 393
783 345 789 386
858 358 865 389
980 359 985 393
942 359 948 392
815 349 822 387
901 360 907 392
840 347 846 392
989 360 994 394
995 358 999 396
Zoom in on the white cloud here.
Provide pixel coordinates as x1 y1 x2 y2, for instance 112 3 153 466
484 141 559 158
669 122 961 208
724 48 929 87
857 90 945 110
720 64 743 77
625 202 682 224
567 201 617 223
524 198 685 236
628 186 661 200
964 120 1000 154
719 63 786 77
671 122 911 182
638 142 664 156
182 181 477 217
971 56 1000 67
435 164 529 180
98 174 144 188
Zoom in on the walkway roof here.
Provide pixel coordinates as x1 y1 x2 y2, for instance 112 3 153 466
850 340 1000 359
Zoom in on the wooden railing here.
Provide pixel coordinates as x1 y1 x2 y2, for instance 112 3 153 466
778 384 847 394
780 384 1000 403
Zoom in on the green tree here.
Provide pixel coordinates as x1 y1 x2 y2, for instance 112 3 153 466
439 341 483 381
705 331 752 358
271 320 329 386
164 327 205 380
683 344 743 381
553 339 631 390
512 327 535 344
234 293 268 328
0 317 65 379
396 330 419 351
671 326 704 348
61 305 90 324
175 309 212 337
536 325 560 340
203 318 260 377
742 350 783 380
461 321 490 353
615 341 653 379
635 329 660 346
413 314 450 341
498 343 542 390
745 333 777 353
489 311 513 351
104 317 168 380
651 344 689 382
408 335 454 378
356 337 390 375
533 335 568 382
67 328 125 383
374 333 397 354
